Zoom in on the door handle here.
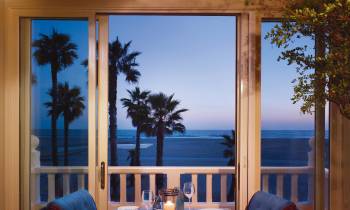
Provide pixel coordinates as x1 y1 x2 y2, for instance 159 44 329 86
101 161 105 189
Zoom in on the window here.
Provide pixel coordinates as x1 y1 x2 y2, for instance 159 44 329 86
261 22 316 209
107 15 237 205
22 19 89 206
16 12 331 210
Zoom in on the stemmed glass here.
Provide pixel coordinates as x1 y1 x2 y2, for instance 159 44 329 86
153 195 163 210
142 190 155 210
183 182 195 210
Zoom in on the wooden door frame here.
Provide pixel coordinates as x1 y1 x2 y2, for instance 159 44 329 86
5 9 97 210
4 2 283 210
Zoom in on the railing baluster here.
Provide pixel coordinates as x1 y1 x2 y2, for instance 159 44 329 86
206 174 212 203
48 174 55 202
276 175 283 197
191 174 198 203
220 174 227 202
291 175 298 203
262 174 269 192
135 174 141 203
308 174 313 202
167 172 180 189
150 174 156 194
31 173 41 204
120 174 127 203
78 174 85 190
108 175 111 201
63 174 70 195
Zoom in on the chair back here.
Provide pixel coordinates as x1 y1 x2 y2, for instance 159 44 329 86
247 191 298 210
45 190 97 210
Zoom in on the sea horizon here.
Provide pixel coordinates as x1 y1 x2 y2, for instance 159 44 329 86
32 128 329 140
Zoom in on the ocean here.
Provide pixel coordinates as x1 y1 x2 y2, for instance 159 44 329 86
33 129 328 167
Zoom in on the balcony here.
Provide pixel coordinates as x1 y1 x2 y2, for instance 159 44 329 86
31 165 326 210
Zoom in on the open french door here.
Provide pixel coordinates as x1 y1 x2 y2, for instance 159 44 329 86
19 14 101 210
96 14 109 210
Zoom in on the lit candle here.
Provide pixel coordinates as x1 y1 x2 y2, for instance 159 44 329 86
164 200 175 210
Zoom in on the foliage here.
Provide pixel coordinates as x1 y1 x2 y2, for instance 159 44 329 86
265 0 350 119
221 130 235 166
109 37 141 83
121 87 151 130
32 29 78 72
53 82 85 123
147 93 188 137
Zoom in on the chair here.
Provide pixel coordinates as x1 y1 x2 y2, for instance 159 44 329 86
247 191 298 210
43 190 97 210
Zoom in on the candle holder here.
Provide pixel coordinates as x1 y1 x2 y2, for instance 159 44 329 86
160 188 179 210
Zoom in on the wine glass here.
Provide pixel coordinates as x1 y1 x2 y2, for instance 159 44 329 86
142 190 154 210
183 182 195 209
153 195 163 210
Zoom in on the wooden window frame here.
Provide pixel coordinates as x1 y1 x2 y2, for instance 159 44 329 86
4 2 284 210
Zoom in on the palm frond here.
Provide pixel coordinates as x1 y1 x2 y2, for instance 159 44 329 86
32 29 78 72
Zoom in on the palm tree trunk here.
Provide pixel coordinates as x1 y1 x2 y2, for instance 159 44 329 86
109 68 119 200
109 68 118 166
156 125 164 166
156 124 165 190
51 67 61 197
63 117 69 166
50 68 58 166
135 126 141 166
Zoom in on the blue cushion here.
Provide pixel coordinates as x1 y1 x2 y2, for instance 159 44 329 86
247 191 298 210
47 190 97 210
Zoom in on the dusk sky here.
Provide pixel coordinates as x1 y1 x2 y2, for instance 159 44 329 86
31 17 321 131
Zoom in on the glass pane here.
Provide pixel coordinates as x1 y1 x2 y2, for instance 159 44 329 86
261 22 315 209
107 15 236 207
30 19 89 206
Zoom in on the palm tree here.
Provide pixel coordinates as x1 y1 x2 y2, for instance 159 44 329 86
33 29 78 166
148 93 188 189
221 130 235 201
45 83 85 165
121 87 151 166
109 38 141 166
109 37 141 200
59 83 85 165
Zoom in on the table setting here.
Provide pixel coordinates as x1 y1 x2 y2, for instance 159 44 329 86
117 182 198 210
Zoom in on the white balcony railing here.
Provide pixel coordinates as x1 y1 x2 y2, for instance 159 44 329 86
31 165 323 210
107 166 235 209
